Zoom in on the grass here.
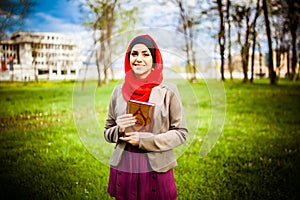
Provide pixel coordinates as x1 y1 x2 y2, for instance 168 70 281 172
0 78 299 199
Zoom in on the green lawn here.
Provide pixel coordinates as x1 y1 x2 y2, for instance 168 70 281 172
0 79 299 199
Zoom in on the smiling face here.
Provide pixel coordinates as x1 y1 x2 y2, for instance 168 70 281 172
129 43 153 79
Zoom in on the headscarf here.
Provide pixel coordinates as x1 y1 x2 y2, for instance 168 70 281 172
122 34 163 102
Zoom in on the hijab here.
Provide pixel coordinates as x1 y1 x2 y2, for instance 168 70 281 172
122 34 163 102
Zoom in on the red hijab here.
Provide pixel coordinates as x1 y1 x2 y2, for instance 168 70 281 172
122 34 163 102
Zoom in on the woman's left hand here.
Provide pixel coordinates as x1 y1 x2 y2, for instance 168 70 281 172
119 132 139 146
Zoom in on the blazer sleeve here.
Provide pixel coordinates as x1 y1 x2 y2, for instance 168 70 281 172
104 86 120 143
138 85 188 152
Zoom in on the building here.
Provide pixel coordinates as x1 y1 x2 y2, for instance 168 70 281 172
213 50 294 79
0 31 82 81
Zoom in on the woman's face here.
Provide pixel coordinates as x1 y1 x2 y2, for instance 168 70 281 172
129 43 153 79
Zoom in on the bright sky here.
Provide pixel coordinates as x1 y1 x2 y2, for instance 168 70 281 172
23 0 178 32
23 0 85 33
20 0 216 65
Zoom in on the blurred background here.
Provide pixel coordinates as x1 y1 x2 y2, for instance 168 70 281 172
1 0 299 84
0 1 299 199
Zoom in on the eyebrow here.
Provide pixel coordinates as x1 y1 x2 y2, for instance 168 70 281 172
131 49 149 53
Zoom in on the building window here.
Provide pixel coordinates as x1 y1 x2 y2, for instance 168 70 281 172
38 69 49 75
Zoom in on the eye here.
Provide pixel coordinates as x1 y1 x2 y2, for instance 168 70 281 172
143 53 150 56
131 51 138 56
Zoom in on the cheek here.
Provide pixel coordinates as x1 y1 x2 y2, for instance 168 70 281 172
146 58 153 66
129 58 135 67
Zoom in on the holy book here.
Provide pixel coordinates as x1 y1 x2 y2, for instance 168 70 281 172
126 100 155 132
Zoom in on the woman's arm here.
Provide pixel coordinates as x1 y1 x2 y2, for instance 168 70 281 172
104 86 136 143
104 88 119 143
138 85 188 152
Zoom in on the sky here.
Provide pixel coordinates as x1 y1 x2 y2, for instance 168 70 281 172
19 0 216 66
23 0 85 33
13 0 272 74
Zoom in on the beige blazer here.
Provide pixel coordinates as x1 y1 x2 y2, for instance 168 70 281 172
104 82 188 172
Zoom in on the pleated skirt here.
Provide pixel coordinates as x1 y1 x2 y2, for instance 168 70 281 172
107 144 177 200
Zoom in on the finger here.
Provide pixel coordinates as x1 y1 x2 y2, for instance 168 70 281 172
117 114 133 120
120 118 137 124
116 118 136 125
120 136 139 146
119 136 130 142
124 132 132 137
117 119 136 128
118 121 136 129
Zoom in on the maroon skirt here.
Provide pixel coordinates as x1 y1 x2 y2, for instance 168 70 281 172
107 144 177 200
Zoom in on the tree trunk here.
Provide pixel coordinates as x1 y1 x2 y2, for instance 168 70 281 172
177 0 192 81
262 0 276 84
226 0 233 80
189 21 196 82
250 0 260 83
103 1 117 85
250 32 256 83
287 49 290 77
291 30 297 81
217 0 225 81
97 47 102 87
32 51 39 82
242 14 250 83
286 0 299 81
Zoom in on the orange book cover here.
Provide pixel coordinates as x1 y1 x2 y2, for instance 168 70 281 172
126 100 155 132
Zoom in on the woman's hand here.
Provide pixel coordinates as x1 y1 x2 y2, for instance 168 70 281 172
119 132 140 146
116 114 136 133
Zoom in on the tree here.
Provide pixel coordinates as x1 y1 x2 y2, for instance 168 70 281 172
31 44 39 82
216 0 226 81
231 3 251 83
226 0 233 80
230 0 264 83
250 0 261 83
0 0 35 40
202 0 227 81
171 0 199 82
262 0 276 84
82 0 137 87
285 0 300 81
84 0 118 86
264 0 299 81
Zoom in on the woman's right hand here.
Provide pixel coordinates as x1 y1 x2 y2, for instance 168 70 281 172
116 114 136 133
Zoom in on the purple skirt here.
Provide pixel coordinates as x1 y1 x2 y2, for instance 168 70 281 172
107 144 177 200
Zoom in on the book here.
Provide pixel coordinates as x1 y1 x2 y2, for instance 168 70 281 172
126 100 155 132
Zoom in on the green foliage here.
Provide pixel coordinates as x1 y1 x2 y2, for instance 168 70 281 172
0 79 299 199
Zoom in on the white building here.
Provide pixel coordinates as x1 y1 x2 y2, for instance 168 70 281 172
0 31 82 81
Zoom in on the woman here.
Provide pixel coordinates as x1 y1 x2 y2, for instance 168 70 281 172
104 34 188 200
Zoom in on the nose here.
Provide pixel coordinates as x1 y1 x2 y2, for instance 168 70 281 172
136 53 143 62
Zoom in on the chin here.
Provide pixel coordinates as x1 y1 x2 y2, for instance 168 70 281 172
133 70 146 75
